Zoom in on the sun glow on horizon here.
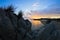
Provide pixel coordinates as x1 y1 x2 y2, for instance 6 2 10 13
27 13 60 26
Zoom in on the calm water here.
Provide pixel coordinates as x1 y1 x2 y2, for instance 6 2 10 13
31 20 44 30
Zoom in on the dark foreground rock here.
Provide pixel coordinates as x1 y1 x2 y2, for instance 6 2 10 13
0 6 60 40
0 7 16 40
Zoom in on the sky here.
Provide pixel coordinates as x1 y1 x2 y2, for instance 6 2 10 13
0 0 60 28
0 0 60 17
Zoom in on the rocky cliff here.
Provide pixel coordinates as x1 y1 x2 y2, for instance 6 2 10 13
0 6 60 40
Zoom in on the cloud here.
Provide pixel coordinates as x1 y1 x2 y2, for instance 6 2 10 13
32 2 40 8
32 2 40 10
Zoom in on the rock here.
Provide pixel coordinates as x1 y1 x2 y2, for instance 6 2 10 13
35 22 58 40
25 19 32 33
0 8 16 40
0 6 60 40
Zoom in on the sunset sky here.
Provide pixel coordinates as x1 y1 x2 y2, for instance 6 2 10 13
0 0 60 28
0 0 60 18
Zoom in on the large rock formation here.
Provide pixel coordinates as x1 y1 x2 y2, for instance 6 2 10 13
17 11 32 40
0 7 16 40
0 6 60 40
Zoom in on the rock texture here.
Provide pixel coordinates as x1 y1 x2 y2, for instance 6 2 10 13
0 6 60 40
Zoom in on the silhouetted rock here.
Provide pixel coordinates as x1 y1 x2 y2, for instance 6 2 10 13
0 6 60 40
40 20 51 25
35 22 58 40
18 10 23 19
17 11 32 40
25 19 32 33
0 8 16 40
4 6 17 28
